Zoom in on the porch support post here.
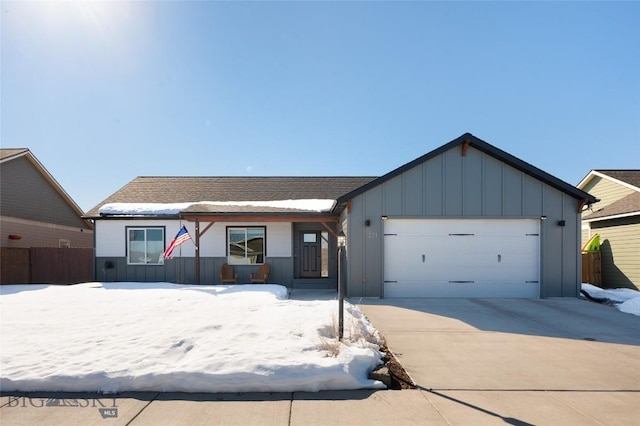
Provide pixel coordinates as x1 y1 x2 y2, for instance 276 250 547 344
195 218 201 285
577 199 587 214
320 221 338 238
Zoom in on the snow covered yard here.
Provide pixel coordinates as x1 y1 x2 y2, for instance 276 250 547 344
581 283 640 316
0 283 385 393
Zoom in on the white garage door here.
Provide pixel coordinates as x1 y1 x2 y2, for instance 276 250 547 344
383 219 540 298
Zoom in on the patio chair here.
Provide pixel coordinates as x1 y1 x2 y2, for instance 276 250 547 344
220 263 238 284
250 263 269 284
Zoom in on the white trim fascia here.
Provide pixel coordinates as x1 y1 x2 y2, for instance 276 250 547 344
0 149 29 164
583 211 640 223
577 170 640 192
0 215 94 233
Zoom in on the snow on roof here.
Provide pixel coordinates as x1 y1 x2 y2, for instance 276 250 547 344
99 199 337 216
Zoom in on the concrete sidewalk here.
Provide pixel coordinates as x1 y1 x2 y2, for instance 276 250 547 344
2 297 638 425
2 387 638 425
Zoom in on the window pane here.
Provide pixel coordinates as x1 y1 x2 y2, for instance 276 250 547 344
247 228 264 264
229 229 247 263
147 229 163 242
321 232 329 277
228 227 265 264
129 229 145 263
303 233 317 243
128 228 164 265
146 229 164 264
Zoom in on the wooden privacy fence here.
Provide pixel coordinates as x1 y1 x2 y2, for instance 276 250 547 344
1 247 94 285
582 251 602 286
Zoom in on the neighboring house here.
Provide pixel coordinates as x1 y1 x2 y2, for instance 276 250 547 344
86 133 597 298
577 170 640 290
0 149 93 249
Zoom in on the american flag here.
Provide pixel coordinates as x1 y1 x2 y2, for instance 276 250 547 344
163 226 192 259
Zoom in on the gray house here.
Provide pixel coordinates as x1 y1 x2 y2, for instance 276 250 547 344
336 134 597 298
87 133 597 298
0 148 93 249
1 148 94 284
86 176 375 288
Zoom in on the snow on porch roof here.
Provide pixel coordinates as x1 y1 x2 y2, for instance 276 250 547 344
98 199 337 216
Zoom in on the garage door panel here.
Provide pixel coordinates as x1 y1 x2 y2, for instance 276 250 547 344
383 219 540 298
384 282 540 298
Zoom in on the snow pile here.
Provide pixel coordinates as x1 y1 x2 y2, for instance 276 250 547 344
0 283 384 393
581 283 640 316
99 199 336 215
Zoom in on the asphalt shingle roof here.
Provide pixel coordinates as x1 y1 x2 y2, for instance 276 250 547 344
86 176 377 217
583 191 640 220
594 170 640 189
0 148 29 161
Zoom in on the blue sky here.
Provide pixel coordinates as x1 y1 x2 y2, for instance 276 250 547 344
2 1 639 212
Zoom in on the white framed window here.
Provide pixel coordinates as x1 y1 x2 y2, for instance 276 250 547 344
227 227 266 264
126 227 165 265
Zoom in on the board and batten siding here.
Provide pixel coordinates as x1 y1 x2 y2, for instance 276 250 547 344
95 219 294 285
344 145 582 298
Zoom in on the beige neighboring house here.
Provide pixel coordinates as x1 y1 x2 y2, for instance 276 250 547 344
578 170 640 290
0 149 93 249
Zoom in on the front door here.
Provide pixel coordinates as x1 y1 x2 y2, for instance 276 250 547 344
300 232 322 278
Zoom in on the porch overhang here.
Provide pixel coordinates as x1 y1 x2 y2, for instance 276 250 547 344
180 213 339 223
179 212 340 285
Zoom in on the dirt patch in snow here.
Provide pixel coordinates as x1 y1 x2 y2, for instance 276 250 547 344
380 344 416 390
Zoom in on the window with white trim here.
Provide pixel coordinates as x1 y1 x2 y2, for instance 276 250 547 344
227 227 265 264
127 227 165 265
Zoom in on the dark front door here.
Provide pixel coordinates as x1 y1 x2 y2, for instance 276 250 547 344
300 232 322 278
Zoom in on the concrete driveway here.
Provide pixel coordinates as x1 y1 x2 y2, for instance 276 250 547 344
358 297 640 424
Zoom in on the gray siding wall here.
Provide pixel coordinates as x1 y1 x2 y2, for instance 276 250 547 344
344 146 583 298
1 157 89 228
95 256 295 286
0 216 93 248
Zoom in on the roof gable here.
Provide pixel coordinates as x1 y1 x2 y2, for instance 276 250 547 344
337 133 597 205
578 170 640 192
0 148 29 161
0 148 92 229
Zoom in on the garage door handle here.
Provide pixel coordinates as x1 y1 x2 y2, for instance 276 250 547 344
422 254 426 263
498 254 502 263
